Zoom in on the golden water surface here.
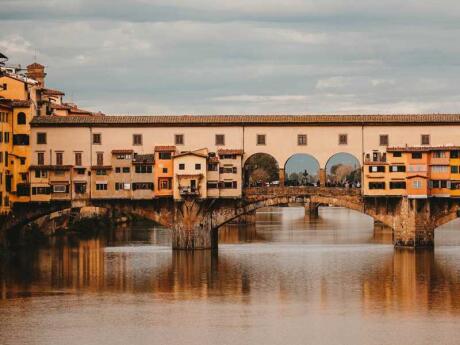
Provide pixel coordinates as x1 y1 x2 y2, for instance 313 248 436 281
1 207 460 345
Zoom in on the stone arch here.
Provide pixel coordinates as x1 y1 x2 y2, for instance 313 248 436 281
243 152 280 187
284 153 320 186
325 152 361 187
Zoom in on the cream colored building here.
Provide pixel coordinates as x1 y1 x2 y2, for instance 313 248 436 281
173 149 208 200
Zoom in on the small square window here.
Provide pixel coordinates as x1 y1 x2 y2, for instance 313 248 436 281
297 134 307 146
133 134 143 146
257 134 266 145
421 134 430 145
179 163 185 170
195 163 201 170
339 134 348 145
37 132 47 144
93 133 101 145
379 135 389 146
162 168 168 173
175 134 184 145
122 167 130 173
215 134 225 146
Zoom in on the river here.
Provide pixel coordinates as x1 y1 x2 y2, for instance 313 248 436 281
1 206 460 345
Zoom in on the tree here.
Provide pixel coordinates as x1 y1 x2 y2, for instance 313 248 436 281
245 154 279 185
250 168 270 185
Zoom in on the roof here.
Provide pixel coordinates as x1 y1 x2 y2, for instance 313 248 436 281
39 88 65 96
30 114 460 128
174 151 208 159
387 145 460 152
176 173 204 179
155 145 176 152
11 100 31 108
29 165 73 171
218 149 244 155
112 149 134 154
133 154 154 164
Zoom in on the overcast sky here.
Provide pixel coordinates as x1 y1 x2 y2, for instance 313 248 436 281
1 0 460 115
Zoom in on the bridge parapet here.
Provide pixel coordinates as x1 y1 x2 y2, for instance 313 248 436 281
243 186 361 201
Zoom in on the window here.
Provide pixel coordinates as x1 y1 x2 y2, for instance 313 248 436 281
430 180 449 189
338 134 348 145
162 168 168 173
412 180 422 189
122 167 130 173
52 184 68 193
207 181 219 189
369 166 385 173
421 134 430 145
20 158 26 165
257 134 266 145
133 134 143 145
179 163 185 170
2 83 7 90
116 153 132 160
135 165 152 173
411 152 422 159
115 167 121 173
96 183 108 191
408 164 426 172
208 163 218 171
195 163 201 170
115 183 131 191
297 134 307 146
159 179 171 190
75 152 82 166
32 187 51 195
20 173 27 181
76 168 85 175
159 152 171 160
13 134 29 146
379 135 389 146
132 182 154 190
93 133 101 144
175 134 184 145
34 169 47 178
215 134 225 146
368 182 385 190
431 165 449 173
4 132 9 143
392 152 402 157
451 166 459 174
390 165 406 172
432 151 447 158
96 169 107 175
390 181 406 189
56 152 63 166
451 151 460 159
37 132 47 144
16 112 26 125
97 152 103 166
74 183 86 194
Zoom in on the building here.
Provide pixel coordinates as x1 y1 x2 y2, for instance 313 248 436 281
173 149 208 200
154 146 175 197
363 145 460 199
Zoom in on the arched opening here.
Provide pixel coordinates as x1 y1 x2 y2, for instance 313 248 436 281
244 153 279 187
325 152 361 187
284 153 320 186
17 112 26 125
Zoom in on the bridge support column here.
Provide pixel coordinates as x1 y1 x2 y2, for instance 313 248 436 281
230 210 256 225
304 200 319 219
172 200 217 250
279 168 285 187
319 168 326 187
393 197 434 248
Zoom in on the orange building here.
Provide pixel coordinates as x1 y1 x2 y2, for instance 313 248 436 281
154 146 175 197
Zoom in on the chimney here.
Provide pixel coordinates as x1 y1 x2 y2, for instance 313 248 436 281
26 62 46 87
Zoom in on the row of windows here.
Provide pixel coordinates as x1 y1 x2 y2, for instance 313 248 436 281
368 182 407 190
207 181 238 189
178 163 202 170
35 131 437 148
0 112 9 123
368 165 406 173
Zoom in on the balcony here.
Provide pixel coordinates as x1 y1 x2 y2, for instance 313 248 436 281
179 186 200 197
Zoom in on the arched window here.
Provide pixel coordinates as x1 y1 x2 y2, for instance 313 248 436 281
17 112 26 125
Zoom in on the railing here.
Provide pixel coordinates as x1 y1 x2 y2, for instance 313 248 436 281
244 186 361 197
179 186 200 196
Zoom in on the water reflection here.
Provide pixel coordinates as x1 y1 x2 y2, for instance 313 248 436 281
2 207 460 345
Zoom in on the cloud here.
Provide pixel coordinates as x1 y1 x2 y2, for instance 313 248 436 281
0 1 460 114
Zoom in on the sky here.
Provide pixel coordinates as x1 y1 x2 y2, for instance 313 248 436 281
1 0 460 115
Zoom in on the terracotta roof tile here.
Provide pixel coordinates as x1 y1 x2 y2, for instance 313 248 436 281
218 149 244 155
30 114 460 127
387 145 460 152
155 145 176 152
39 88 65 96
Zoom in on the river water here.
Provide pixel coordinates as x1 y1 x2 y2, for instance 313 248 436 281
1 207 460 345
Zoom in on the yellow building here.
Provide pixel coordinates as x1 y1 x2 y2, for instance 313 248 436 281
449 149 460 197
0 101 12 213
